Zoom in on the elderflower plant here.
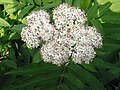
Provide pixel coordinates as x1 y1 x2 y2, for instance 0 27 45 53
21 3 103 66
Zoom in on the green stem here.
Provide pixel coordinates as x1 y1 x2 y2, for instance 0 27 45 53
58 65 67 89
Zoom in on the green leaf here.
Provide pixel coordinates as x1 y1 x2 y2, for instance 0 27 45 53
27 0 34 4
17 5 34 19
106 33 120 41
33 6 41 10
96 0 112 4
101 11 120 24
28 48 38 58
5 63 58 75
0 28 5 38
96 49 119 62
18 47 31 64
10 33 20 40
4 2 19 10
33 51 42 63
19 0 27 4
102 23 120 35
7 71 60 90
68 64 106 90
64 72 85 89
81 0 91 10
8 48 16 61
59 84 70 90
65 0 73 5
103 43 120 51
73 0 82 8
87 2 99 20
8 32 16 40
96 0 120 12
37 84 58 90
64 79 80 90
74 0 91 10
93 58 118 69
5 4 24 14
97 68 120 85
81 63 97 72
98 2 112 17
95 72 118 85
41 0 62 9
110 1 120 12
0 18 10 27
91 19 104 36
0 75 16 90
104 38 120 45
1 60 17 68
108 68 120 76
34 0 41 5
0 0 18 4
11 24 26 34
0 43 3 52
42 0 53 5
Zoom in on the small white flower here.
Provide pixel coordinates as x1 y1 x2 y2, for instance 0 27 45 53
27 10 50 25
72 43 96 64
31 22 56 42
41 41 71 66
69 25 103 48
21 26 39 49
21 10 56 48
53 3 87 30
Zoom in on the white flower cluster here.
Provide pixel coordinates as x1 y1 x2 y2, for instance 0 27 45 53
53 3 87 30
21 3 103 66
21 10 55 48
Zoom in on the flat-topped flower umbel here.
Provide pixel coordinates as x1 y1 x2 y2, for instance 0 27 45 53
21 3 103 66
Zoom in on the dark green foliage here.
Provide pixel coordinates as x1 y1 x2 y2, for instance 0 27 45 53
0 0 120 90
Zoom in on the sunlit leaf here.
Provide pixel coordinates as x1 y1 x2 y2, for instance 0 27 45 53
96 0 120 12
0 0 18 4
0 18 10 27
97 2 112 17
